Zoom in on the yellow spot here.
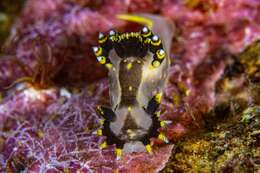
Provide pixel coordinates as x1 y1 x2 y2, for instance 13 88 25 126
128 86 133 91
155 92 162 103
146 144 153 154
97 56 106 64
97 129 102 136
99 119 105 125
155 111 161 117
128 106 132 112
152 60 161 68
115 148 122 158
126 63 132 70
116 14 153 29
100 141 107 149
105 63 113 69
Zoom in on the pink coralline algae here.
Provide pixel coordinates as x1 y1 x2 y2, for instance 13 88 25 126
0 0 260 172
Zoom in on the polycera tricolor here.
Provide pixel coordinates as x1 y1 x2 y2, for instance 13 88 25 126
92 14 174 159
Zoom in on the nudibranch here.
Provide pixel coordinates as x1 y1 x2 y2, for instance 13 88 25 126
92 14 174 158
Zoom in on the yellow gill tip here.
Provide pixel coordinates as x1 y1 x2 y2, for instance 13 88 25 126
145 144 153 154
97 129 103 136
100 141 107 149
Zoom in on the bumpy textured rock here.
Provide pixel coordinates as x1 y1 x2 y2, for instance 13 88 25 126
0 0 260 172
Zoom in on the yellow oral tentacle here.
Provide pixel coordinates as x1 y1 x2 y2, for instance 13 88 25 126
116 14 153 29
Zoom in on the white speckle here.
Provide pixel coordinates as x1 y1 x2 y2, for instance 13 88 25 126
142 27 148 33
92 46 98 52
97 56 102 61
109 30 115 36
152 35 159 41
98 32 104 39
159 49 165 55
60 88 71 98
0 105 8 114
245 27 251 35
23 88 42 101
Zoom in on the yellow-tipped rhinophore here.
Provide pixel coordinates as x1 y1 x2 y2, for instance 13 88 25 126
100 141 107 149
116 14 153 29
158 133 169 143
145 144 153 154
115 148 122 159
